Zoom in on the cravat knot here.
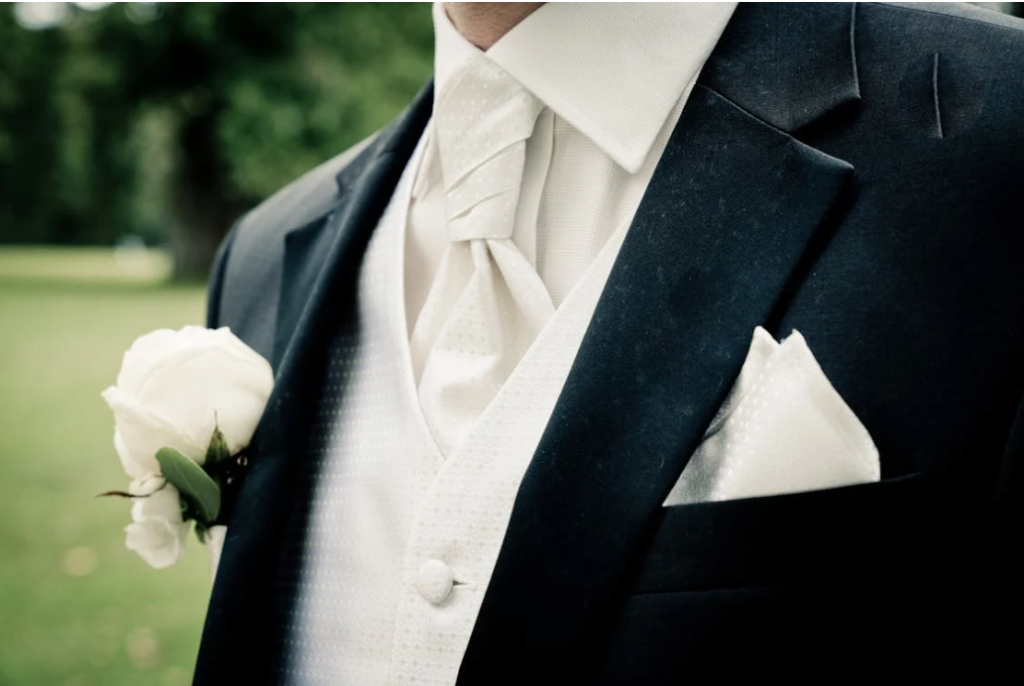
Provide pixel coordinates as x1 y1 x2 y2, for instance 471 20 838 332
413 54 553 458
434 55 542 242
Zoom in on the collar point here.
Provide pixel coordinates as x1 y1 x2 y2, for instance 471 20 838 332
604 138 656 176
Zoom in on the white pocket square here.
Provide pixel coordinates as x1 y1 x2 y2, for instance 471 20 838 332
664 327 880 506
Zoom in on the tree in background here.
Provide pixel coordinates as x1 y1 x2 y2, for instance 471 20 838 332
0 7 71 244
0 2 433 279
3 2 1022 279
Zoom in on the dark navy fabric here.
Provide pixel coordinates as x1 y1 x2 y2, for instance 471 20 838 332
195 4 1024 684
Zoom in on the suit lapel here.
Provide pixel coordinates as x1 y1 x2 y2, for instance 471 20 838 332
459 5 861 683
271 92 433 375
194 84 433 684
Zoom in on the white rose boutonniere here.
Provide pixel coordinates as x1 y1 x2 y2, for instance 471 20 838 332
100 326 273 577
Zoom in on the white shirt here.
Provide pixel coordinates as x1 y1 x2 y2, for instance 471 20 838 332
406 1 738 331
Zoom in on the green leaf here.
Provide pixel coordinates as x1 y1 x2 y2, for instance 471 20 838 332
155 447 221 524
205 424 231 464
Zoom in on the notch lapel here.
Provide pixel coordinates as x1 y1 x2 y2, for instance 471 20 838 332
194 84 433 684
458 6 860 677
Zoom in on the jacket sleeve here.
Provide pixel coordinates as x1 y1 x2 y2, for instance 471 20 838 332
205 220 242 329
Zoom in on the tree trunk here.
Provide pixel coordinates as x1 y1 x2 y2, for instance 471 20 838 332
169 107 245 282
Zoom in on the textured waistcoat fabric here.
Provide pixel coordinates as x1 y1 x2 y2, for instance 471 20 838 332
283 128 631 684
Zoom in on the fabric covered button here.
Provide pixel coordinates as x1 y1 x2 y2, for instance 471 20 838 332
416 559 454 605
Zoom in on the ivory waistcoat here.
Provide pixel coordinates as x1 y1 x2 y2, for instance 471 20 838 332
280 138 628 685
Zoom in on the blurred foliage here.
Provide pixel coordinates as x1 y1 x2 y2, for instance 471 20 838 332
0 2 433 277
2 2 1020 278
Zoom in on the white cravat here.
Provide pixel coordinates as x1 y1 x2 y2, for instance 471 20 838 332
411 55 553 457
405 3 738 334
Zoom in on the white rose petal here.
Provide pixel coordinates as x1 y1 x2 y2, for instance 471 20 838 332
113 430 144 479
129 474 181 515
124 476 190 569
116 328 184 392
125 519 188 569
103 326 273 476
104 388 201 475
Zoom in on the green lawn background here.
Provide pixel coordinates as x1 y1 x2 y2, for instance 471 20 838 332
0 248 212 686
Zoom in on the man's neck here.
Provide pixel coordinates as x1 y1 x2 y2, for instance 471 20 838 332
444 2 545 50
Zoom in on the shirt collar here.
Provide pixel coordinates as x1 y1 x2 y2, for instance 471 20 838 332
432 2 737 173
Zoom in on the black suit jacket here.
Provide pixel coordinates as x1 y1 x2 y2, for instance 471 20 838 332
194 4 1024 683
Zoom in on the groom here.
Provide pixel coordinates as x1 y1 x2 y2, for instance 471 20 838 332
195 3 1024 684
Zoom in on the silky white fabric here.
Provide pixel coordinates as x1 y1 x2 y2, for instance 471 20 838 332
664 327 881 505
413 54 554 457
405 1 738 326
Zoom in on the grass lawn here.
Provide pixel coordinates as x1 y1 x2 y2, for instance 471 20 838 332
0 247 212 686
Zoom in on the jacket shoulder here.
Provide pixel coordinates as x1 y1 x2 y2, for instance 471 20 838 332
206 133 378 358
880 2 1024 32
235 132 378 257
856 2 1024 139
862 3 1024 58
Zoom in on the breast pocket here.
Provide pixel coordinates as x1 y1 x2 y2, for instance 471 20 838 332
594 474 977 684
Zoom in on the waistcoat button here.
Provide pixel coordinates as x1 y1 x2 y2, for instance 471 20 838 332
416 559 454 605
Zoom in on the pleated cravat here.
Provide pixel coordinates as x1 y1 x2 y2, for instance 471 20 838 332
411 55 554 458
